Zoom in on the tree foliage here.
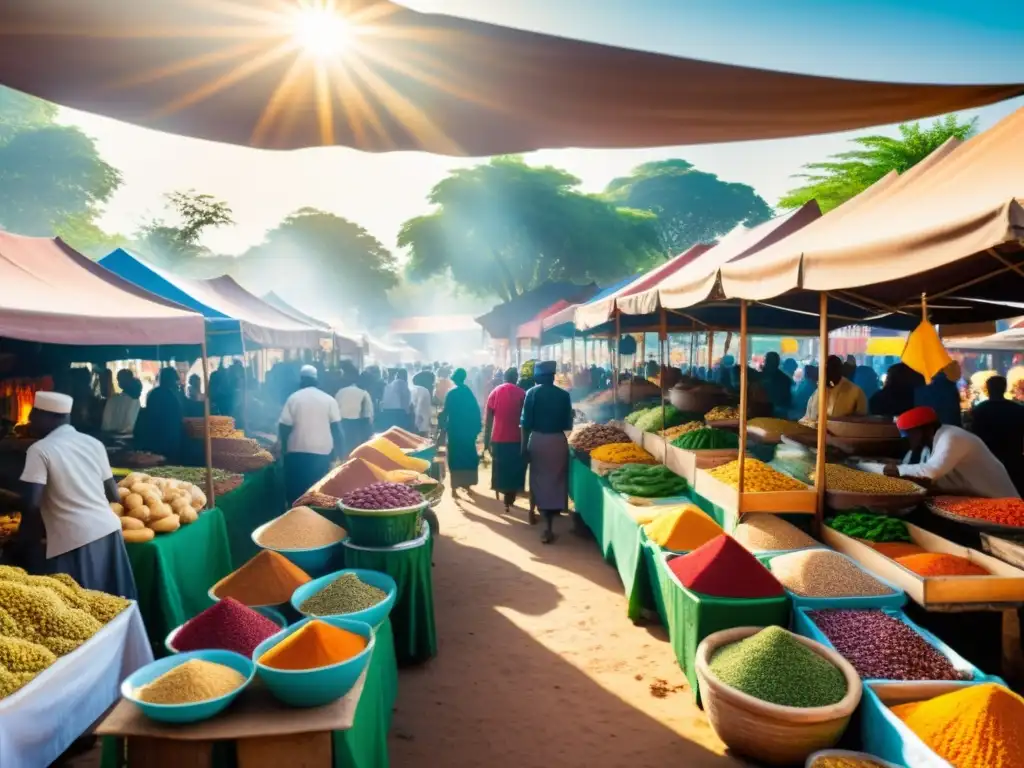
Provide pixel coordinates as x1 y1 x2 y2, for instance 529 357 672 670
399 156 663 301
604 159 773 254
135 189 235 264
778 115 978 212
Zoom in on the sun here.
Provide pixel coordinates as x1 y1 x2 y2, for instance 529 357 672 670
291 5 354 58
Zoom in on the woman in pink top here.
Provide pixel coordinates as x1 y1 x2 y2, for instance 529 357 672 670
484 367 529 517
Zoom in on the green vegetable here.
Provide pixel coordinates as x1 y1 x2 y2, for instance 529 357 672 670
608 464 688 497
672 427 739 451
826 511 910 542
634 404 689 433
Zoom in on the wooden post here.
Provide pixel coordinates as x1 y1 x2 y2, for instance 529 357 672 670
660 308 668 453
689 325 697 372
708 331 715 381
570 333 577 390
640 332 647 373
613 312 621 412
200 339 216 510
814 292 829 537
737 302 749 496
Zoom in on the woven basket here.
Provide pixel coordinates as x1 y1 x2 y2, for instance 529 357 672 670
183 416 236 439
695 626 862 765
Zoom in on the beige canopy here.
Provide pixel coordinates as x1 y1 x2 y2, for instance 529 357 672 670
0 1 1021 154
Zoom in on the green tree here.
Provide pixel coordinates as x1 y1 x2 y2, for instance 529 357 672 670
54 213 128 259
604 159 773 254
779 115 978 212
399 156 663 301
136 189 235 264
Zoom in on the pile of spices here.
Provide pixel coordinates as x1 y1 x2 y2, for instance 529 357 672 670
667 535 784 599
807 609 965 681
135 659 246 704
256 506 347 549
173 598 281 657
644 505 721 551
871 541 927 559
890 682 1024 767
320 459 386 498
814 464 923 495
259 619 367 670
732 515 818 552
708 626 846 708
826 512 910 543
212 550 311 606
896 553 989 577
809 756 890 768
299 572 388 616
707 458 807 492
770 549 894 598
929 496 1024 528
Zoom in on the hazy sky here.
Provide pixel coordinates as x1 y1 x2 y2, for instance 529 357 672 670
58 0 1024 257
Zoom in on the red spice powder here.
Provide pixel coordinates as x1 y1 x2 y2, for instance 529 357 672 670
668 534 784 598
174 597 282 656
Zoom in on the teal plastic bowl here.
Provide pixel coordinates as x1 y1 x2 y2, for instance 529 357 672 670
250 521 346 577
165 606 288 655
290 568 396 627
121 650 254 724
253 616 375 708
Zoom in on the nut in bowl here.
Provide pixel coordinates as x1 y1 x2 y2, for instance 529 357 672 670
291 568 397 627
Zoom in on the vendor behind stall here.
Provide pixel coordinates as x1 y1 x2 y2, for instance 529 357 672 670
802 355 867 424
877 406 1019 498
12 392 137 598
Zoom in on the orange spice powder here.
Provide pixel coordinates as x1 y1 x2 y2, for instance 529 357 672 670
259 619 368 670
212 550 311 606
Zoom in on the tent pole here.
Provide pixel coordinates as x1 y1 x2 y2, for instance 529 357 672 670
814 292 829 538
689 322 697 372
200 339 215 510
570 332 577 390
708 331 715 381
660 308 668 454
613 312 621 412
737 302 749 501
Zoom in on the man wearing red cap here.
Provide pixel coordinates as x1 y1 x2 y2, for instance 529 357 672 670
880 405 1019 498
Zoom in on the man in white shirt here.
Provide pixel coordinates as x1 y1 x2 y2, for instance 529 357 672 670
17 392 137 598
881 406 1020 498
279 365 343 503
410 380 433 436
335 371 374 457
379 368 414 432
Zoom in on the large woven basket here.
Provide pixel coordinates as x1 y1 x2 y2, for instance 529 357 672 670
695 626 862 765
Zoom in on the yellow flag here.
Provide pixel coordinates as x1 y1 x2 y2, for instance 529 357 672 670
901 321 952 382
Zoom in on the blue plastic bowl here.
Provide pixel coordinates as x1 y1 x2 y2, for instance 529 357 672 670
290 568 396 627
250 520 347 577
165 606 288 655
121 650 254 724
253 616 375 707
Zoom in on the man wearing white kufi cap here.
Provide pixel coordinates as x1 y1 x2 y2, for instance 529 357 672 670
11 391 137 599
278 365 344 504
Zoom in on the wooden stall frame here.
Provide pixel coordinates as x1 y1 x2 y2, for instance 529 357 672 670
200 338 216 509
663 443 737 485
694 468 816 517
813 292 829 537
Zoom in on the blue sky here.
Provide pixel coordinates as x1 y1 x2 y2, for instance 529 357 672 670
61 0 1024 256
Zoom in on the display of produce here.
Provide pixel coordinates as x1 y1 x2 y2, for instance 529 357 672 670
633 404 688 433
747 417 813 435
708 626 847 708
813 464 923 495
211 550 312 606
607 464 688 498
644 505 722 551
929 496 1024 527
770 550 894 598
146 466 244 497
659 421 705 440
318 458 387 499
589 442 657 465
809 753 889 767
624 406 652 426
704 405 740 422
381 426 431 450
707 459 807 491
366 437 431 472
259 619 368 670
0 511 20 544
135 658 246 704
826 512 910 543
298 572 388 616
342 481 424 510
895 553 989 577
294 490 342 509
210 437 274 473
184 416 237 439
870 541 927 558
732 515 818 552
890 683 1024 768
256 506 347 549
114 472 204 541
568 423 631 453
671 427 739 451
349 444 408 473
668 535 784 598
806 609 964 681
172 597 281 657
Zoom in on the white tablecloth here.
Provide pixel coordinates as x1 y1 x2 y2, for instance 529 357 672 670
0 603 152 768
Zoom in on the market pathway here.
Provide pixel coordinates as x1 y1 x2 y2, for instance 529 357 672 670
389 464 746 767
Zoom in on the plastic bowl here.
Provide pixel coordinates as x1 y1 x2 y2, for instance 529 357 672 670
121 649 254 724
253 616 375 707
165 606 288 655
337 501 425 547
290 568 397 627
249 521 347 576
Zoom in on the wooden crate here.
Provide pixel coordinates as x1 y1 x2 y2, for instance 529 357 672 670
664 444 737 485
823 524 1024 608
622 421 644 446
642 431 669 463
693 468 817 516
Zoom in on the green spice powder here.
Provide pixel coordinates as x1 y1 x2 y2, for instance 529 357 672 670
300 573 387 616
708 626 846 708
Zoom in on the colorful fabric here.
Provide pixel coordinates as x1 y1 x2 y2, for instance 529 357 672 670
486 382 526 444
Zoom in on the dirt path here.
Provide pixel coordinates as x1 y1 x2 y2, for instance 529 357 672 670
390 466 747 768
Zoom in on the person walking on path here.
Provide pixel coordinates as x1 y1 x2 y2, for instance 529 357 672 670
278 365 343 504
439 368 482 497
484 367 528 516
521 361 574 544
334 367 374 458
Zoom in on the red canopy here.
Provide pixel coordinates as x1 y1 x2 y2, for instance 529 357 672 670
516 300 573 340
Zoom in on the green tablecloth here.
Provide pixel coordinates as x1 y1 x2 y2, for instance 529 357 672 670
125 505 233 650
342 527 437 666
217 464 288 569
101 618 398 768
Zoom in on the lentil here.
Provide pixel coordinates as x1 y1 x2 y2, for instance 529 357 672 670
256 506 347 549
896 553 989 577
135 659 246 704
174 598 281 657
644 505 722 551
659 421 706 440
930 496 1024 528
668 535 784 598
809 757 889 768
770 549 894 598
891 682 1024 768
826 512 910 543
259 619 367 670
870 541 927 559
807 609 965 681
589 442 657 465
342 481 424 510
299 572 388 616
707 458 807 492
732 515 818 552
212 550 312 606
814 463 923 495
708 626 846 707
